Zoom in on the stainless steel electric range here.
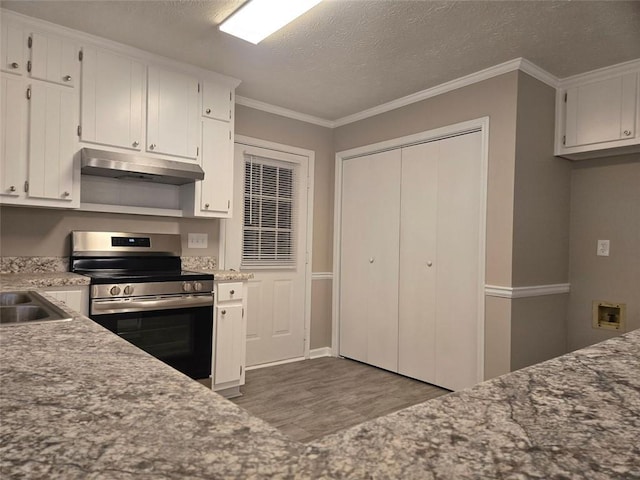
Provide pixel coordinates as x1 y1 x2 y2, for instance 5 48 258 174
71 231 214 379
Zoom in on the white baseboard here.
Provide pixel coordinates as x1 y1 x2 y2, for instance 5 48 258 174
309 347 332 359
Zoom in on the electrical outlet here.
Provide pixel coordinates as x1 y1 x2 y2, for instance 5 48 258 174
188 233 208 249
597 239 610 257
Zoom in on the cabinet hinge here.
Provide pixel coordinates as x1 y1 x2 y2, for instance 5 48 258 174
24 181 29 193
562 135 566 146
196 146 199 156
197 83 200 93
78 50 83 61
229 109 232 119
77 125 82 137
242 307 244 318
27 60 31 73
228 199 230 209
564 92 567 103
229 130 231 140
240 366 243 376
28 36 32 49
26 87 31 100
229 91 232 101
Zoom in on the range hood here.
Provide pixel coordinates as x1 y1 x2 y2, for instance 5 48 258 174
80 148 204 185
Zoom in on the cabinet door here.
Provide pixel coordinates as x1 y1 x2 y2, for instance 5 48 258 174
398 141 438 384
339 149 401 372
43 288 88 316
214 304 244 384
1 18 25 75
80 46 143 150
202 81 231 121
28 82 76 202
147 66 199 159
28 30 77 87
0 75 27 197
199 118 232 215
565 73 637 147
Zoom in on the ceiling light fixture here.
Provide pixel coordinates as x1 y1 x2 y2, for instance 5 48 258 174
219 0 323 45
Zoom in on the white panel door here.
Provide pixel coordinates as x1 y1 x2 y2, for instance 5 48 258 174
339 149 401 372
147 66 199 159
28 30 77 87
80 46 144 150
198 118 232 215
0 75 27 198
398 140 439 383
27 82 75 203
225 143 310 366
433 131 482 391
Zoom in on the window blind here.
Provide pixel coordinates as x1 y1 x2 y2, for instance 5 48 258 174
242 154 297 268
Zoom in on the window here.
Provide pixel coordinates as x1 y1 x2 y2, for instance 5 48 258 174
242 155 297 268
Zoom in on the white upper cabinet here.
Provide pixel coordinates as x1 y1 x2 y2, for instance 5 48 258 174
556 63 640 160
27 29 78 87
80 46 144 151
147 66 199 160
197 118 233 216
1 17 25 75
202 81 232 122
27 82 77 204
0 75 28 197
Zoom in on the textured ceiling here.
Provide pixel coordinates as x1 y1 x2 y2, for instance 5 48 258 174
2 0 639 121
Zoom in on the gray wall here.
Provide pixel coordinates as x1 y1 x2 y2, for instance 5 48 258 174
0 206 220 257
510 72 572 370
567 155 640 351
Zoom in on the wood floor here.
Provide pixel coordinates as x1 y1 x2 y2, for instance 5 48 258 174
230 357 450 443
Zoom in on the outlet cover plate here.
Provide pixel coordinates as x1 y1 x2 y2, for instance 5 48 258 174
597 239 610 256
188 233 208 249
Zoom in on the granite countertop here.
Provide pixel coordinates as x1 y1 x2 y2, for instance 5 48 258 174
1 273 639 478
0 272 91 290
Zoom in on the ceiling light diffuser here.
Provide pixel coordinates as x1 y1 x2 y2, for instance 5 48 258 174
219 0 323 45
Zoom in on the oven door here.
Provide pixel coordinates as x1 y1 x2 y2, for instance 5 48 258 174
91 304 213 380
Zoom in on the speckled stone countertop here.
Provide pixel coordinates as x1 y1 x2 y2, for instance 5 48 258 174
0 272 91 290
1 272 639 478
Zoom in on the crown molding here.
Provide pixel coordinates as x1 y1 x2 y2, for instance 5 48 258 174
557 58 640 88
235 96 335 128
518 58 560 88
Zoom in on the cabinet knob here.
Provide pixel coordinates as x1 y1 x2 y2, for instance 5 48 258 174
204 203 210 209
369 257 375 264
62 191 70 197
623 130 632 137
63 75 72 82
229 289 235 295
10 62 19 69
9 185 16 192
206 108 212 114
132 140 139 147
221 309 227 315
427 261 433 267
149 143 156 150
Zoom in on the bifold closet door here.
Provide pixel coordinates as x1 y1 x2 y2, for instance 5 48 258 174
339 149 401 371
398 131 482 391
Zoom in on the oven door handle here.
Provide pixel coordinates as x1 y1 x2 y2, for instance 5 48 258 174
91 295 213 315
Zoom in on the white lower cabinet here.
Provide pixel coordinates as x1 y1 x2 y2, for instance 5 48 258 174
41 286 89 316
339 131 483 392
212 281 247 397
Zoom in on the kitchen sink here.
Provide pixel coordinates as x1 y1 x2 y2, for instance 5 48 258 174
0 291 73 326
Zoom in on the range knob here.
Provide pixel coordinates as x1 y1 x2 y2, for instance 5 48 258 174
123 285 134 295
182 282 193 293
110 285 121 296
193 282 203 292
